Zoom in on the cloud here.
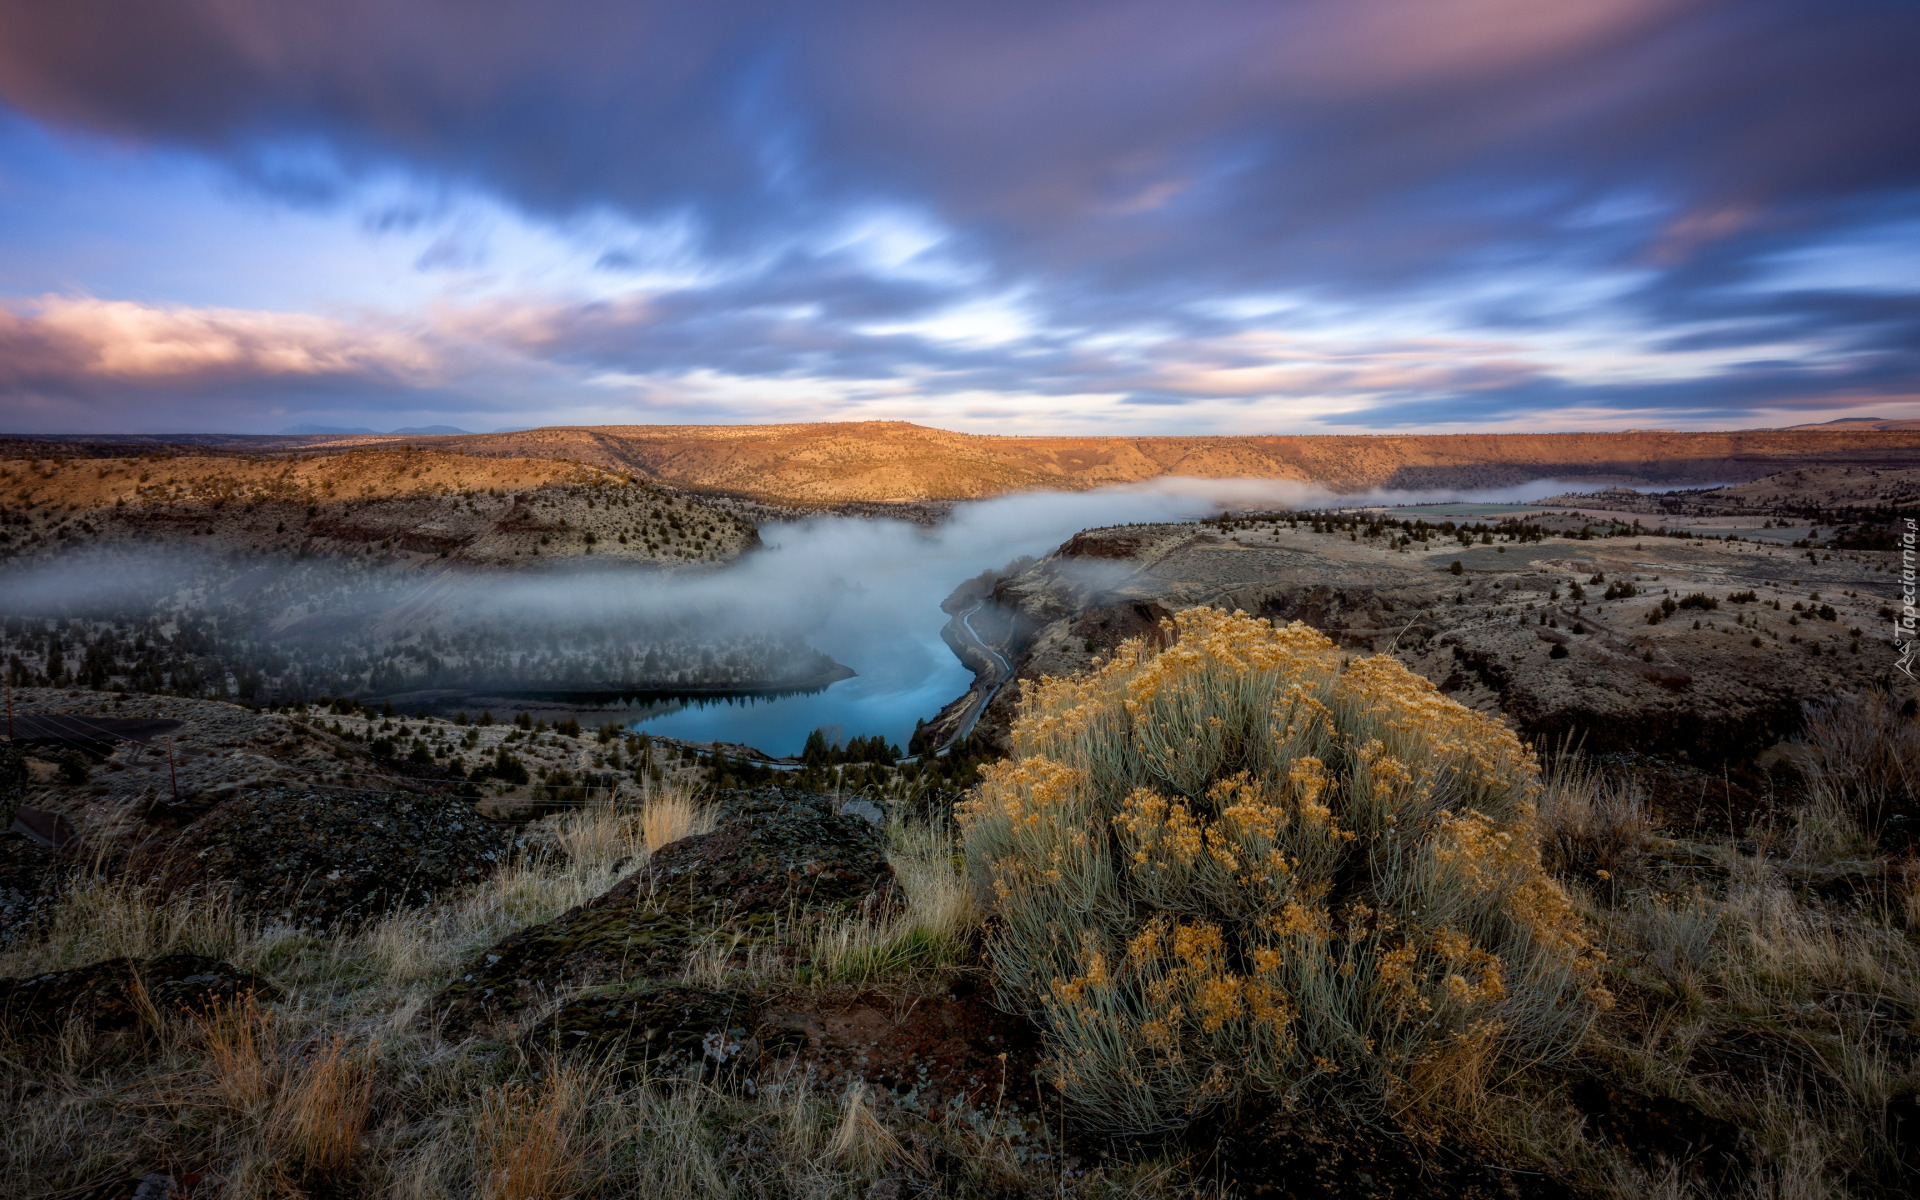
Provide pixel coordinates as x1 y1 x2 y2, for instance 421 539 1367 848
0 296 436 384
3 1 1915 280
3 274 1917 435
1 0 1918 431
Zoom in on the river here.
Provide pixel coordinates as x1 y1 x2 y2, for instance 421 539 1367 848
616 477 1606 756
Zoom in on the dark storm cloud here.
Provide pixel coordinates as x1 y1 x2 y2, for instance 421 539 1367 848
1 0 1919 427
5 1 1916 279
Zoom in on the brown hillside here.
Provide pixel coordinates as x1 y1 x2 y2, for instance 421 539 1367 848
285 423 1920 505
0 446 758 567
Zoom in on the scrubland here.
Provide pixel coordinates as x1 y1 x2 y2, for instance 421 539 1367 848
3 608 1917 1198
0 445 758 568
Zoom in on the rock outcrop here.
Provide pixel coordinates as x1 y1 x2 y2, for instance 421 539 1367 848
128 787 509 929
436 788 893 1038
0 953 273 1036
0 831 73 948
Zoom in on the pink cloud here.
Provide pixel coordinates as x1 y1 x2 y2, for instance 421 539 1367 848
0 295 439 386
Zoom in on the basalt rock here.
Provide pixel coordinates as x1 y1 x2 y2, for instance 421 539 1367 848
1570 1078 1756 1196
0 831 73 948
1219 1105 1569 1200
523 984 797 1076
757 979 1045 1112
127 786 509 929
436 788 893 1038
602 788 897 913
0 953 274 1036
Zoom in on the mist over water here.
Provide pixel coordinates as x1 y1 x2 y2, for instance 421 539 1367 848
0 475 1629 757
619 476 1600 754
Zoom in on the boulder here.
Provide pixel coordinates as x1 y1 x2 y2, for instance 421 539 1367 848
600 787 897 913
758 982 1043 1111
0 831 72 948
0 953 274 1036
437 788 893 1037
522 984 793 1075
128 787 508 929
0 741 27 828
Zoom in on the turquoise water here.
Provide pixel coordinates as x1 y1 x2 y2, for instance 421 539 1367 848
615 485 1253 755
622 628 970 755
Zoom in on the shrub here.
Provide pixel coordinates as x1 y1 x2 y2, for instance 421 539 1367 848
1797 690 1920 837
477 748 530 786
960 608 1609 1134
56 750 91 784
1536 751 1649 887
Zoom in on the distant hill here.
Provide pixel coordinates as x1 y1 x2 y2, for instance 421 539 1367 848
1783 416 1920 431
281 423 379 435
13 423 1920 507
387 422 1920 505
282 423 470 435
0 445 758 569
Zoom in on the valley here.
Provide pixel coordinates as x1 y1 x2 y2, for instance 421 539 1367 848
4 426 1919 1200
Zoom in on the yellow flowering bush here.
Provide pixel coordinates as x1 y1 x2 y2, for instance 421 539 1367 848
959 607 1609 1133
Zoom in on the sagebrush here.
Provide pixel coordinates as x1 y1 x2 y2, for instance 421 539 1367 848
961 607 1611 1133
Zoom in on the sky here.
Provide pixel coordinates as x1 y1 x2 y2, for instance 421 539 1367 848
0 0 1916 437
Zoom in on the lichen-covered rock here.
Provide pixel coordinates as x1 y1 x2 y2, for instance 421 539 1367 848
0 742 27 829
601 788 898 914
758 983 1042 1111
128 787 508 929
437 788 892 1037
523 985 790 1075
0 953 274 1036
0 831 72 948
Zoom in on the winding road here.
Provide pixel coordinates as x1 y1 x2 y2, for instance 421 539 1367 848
947 600 1013 746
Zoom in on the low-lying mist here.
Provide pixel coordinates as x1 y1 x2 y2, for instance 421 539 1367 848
0 475 1602 755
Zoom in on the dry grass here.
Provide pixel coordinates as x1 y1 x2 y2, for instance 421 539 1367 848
1797 690 1920 835
202 989 279 1115
810 817 978 984
478 1065 595 1200
0 792 1177 1200
270 1033 378 1187
0 874 252 977
540 779 709 873
828 1082 919 1171
1538 747 1653 888
638 784 716 854
1506 702 1920 1198
1621 889 1721 1002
